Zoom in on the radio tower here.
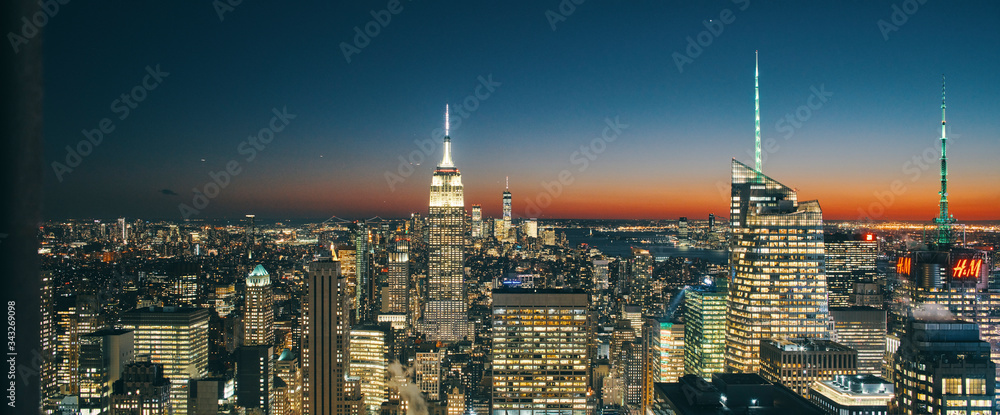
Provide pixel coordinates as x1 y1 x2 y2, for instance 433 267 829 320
934 76 956 246
754 50 762 172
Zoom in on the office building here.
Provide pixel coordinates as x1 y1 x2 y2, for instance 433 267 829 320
471 204 483 238
809 374 893 415
424 105 470 342
830 307 886 375
382 236 410 317
302 255 362 415
758 338 858 399
244 264 274 347
893 315 995 414
79 329 135 415
491 289 590 415
648 319 685 383
119 306 210 415
825 233 877 308
349 325 388 414
501 179 512 242
235 345 274 412
415 345 445 402
56 294 102 396
684 278 728 378
725 159 829 373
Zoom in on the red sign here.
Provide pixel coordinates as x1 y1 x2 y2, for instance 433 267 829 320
952 258 983 279
896 257 912 276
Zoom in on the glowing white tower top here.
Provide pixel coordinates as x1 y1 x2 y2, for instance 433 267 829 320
754 50 762 172
439 104 455 168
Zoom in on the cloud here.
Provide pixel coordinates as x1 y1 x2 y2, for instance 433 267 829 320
911 303 957 322
388 360 428 415
160 188 179 196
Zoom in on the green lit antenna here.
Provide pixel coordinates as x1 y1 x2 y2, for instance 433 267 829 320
754 50 762 172
935 75 955 245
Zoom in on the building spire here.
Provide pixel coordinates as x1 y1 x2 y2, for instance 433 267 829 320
935 75 954 246
754 50 762 172
440 104 455 168
505 176 508 190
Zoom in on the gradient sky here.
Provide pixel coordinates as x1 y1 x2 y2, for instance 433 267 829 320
42 1 1000 221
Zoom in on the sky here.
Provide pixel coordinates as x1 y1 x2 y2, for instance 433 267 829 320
41 0 1000 221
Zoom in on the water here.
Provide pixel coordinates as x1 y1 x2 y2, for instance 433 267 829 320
557 228 728 263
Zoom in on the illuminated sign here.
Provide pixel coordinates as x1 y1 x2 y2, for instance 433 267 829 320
952 258 983 279
896 257 912 276
865 234 874 241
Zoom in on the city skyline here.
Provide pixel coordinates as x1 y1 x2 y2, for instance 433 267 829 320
39 1 1000 221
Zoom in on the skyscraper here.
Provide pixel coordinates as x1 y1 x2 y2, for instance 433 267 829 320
830 306 886 376
244 264 274 347
348 325 388 414
382 235 410 317
302 254 362 415
725 160 829 373
109 360 172 414
501 178 512 242
725 56 829 374
893 315 995 414
79 329 134 415
825 233 877 308
491 290 590 415
471 204 483 239
424 105 470 342
684 278 728 377
355 223 374 324
119 306 210 415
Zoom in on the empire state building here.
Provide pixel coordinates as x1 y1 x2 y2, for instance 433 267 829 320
423 105 471 342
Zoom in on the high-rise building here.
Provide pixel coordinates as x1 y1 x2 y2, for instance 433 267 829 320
348 325 388 414
825 233 877 308
424 105 470 342
501 178 512 242
893 315 995 414
79 329 134 415
725 160 829 374
56 294 102 396
274 350 303 415
830 306 886 375
415 345 445 402
244 264 274 347
355 224 374 324
684 278 728 377
235 345 274 412
648 319 685 383
382 236 410 317
678 217 689 240
302 255 362 415
471 204 483 239
491 290 590 415
40 270 57 407
758 338 858 399
650 373 826 415
119 306 210 415
109 360 172 415
522 218 538 239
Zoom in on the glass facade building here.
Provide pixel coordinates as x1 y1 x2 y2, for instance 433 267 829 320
725 160 830 374
684 278 728 377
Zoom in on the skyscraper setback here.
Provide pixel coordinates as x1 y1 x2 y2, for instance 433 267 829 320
423 105 470 342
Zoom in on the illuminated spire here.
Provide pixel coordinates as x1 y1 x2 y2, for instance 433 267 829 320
754 50 762 172
440 104 455 168
505 176 509 190
935 75 955 245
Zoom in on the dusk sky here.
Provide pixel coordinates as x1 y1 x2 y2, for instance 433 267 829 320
42 1 1000 221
